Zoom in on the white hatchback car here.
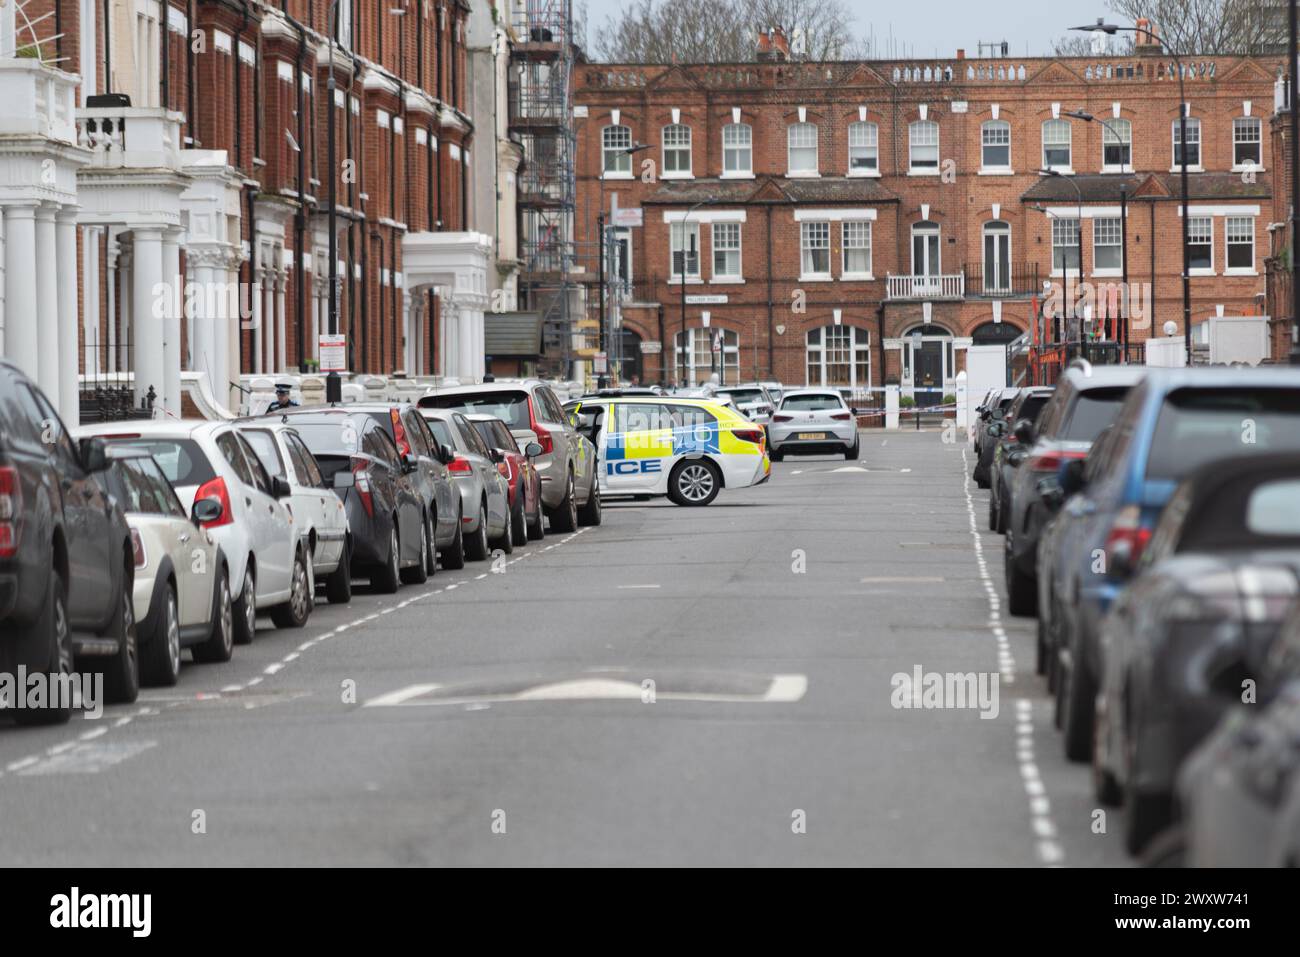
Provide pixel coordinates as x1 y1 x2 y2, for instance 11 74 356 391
237 421 352 604
768 389 861 461
76 420 310 642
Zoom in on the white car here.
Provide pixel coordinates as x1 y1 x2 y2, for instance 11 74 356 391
237 421 352 604
768 389 861 461
102 447 234 685
75 420 311 642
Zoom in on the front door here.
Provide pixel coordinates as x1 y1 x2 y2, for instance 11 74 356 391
914 341 944 410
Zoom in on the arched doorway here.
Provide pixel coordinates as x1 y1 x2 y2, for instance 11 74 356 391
971 320 1022 346
902 323 953 409
617 328 644 385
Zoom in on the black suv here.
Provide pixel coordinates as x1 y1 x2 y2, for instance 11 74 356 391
0 361 138 724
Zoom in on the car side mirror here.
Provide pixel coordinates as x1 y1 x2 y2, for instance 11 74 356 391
191 497 223 526
1037 479 1065 512
488 448 504 464
525 442 543 458
401 453 419 474
1008 449 1029 468
79 437 108 473
439 443 454 465
988 422 1007 439
332 470 356 489
1059 458 1087 497
1013 419 1035 444
272 476 293 499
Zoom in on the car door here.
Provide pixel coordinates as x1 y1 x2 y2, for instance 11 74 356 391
136 456 212 628
455 413 508 531
285 431 343 568
608 402 672 493
30 386 112 628
367 424 417 560
216 430 287 601
536 385 580 485
243 426 322 572
237 431 295 599
402 408 442 520
412 413 456 543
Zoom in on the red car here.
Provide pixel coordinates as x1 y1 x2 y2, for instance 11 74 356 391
467 414 544 546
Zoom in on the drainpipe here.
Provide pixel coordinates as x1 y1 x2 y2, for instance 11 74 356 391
765 204 775 377
160 0 169 109
373 229 386 370
289 12 309 371
186 0 196 143
103 0 111 91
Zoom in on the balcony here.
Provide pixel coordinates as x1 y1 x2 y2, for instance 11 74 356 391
962 262 1044 298
886 273 964 301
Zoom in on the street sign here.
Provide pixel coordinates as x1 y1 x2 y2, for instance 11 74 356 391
686 294 728 305
319 334 347 372
640 340 662 354
611 207 643 228
593 352 608 374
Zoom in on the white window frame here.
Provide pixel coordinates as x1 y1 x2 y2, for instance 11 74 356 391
711 222 742 281
1187 216 1215 275
1042 119 1072 172
806 325 871 390
980 120 1011 172
662 123 692 178
841 221 872 279
848 121 879 176
1225 216 1256 274
1233 117 1263 171
603 124 632 178
982 220 1012 293
669 221 701 282
909 120 939 174
800 221 832 280
787 122 819 177
1051 217 1080 274
1102 118 1132 172
1092 217 1123 276
1172 117 1202 171
675 328 739 385
722 123 752 177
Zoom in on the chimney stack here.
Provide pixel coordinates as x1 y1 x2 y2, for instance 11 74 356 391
956 49 965 60
772 26 791 60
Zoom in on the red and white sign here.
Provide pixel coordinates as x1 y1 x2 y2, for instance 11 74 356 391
319 334 347 372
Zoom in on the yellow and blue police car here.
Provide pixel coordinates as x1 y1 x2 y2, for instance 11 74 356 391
563 394 770 506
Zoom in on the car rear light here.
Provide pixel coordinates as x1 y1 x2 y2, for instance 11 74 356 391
350 457 374 517
131 527 147 568
0 465 21 558
732 428 765 445
527 399 554 455
1026 449 1087 473
390 408 411 456
772 413 793 423
192 476 234 528
1102 505 1152 575
829 411 852 421
497 458 512 479
448 455 474 475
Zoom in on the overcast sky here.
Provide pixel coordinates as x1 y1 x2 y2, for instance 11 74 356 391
579 1 1112 60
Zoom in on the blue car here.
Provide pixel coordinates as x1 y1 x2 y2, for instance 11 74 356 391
1046 367 1300 764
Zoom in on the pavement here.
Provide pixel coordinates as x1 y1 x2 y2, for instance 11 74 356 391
0 430 1130 866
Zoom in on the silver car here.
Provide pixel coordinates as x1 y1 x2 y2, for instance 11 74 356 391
420 409 512 561
418 380 599 532
768 389 861 461
715 383 776 426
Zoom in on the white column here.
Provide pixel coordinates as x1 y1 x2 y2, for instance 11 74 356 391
276 274 287 373
2 204 39 378
217 256 236 409
162 229 182 417
458 303 475 383
473 307 485 380
34 205 60 400
83 227 101 377
191 259 214 387
443 298 459 378
56 208 80 426
251 266 264 375
132 227 164 410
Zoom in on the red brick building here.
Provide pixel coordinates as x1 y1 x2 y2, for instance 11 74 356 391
574 31 1285 396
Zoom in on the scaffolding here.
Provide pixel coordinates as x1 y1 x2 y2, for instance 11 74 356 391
510 0 583 378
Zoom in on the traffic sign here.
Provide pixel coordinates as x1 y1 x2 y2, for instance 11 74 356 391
319 334 347 372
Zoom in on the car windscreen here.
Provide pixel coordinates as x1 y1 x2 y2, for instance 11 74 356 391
1146 388 1300 481
289 420 361 455
781 394 843 411
1060 387 1131 442
106 438 215 488
1019 394 1052 424
422 392 531 430
425 418 455 449
721 389 764 404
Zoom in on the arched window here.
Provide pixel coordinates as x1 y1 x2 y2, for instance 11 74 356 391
787 122 818 174
603 124 632 175
1042 118 1071 170
674 328 739 385
806 326 871 390
909 120 938 172
981 120 1010 170
662 123 692 175
982 220 1011 293
848 121 878 173
722 123 752 175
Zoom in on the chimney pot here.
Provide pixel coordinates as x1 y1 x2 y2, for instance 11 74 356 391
956 49 965 60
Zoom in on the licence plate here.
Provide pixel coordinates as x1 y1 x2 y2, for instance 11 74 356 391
797 432 827 440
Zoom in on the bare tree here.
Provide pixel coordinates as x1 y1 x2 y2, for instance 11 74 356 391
1106 0 1287 54
1052 33 1136 56
592 0 867 63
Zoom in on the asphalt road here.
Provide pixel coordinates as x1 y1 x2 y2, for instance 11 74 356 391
0 431 1131 866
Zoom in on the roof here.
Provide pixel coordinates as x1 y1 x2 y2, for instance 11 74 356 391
484 312 543 358
1022 172 1270 205
75 419 220 440
644 175 897 206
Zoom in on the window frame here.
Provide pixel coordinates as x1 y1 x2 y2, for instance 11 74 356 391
980 119 1011 172
1225 215 1256 273
1187 215 1214 274
800 221 832 280
1092 216 1124 276
1102 118 1132 172
722 122 752 177
1233 116 1262 170
841 220 872 278
1051 216 1081 274
1172 116 1202 170
602 124 632 177
711 222 742 281
1042 118 1072 171
787 122 819 176
669 220 701 281
661 122 692 177
847 121 879 175
909 120 939 174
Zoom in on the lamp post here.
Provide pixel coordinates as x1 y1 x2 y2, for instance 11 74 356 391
678 199 709 388
1072 19 1193 365
598 141 651 388
1291 0 1300 364
1036 169 1084 352
324 0 344 403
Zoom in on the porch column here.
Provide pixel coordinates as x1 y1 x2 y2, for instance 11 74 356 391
162 228 182 417
83 226 101 377
34 205 60 402
132 227 165 410
251 265 264 375
56 208 80 426
190 254 215 389
1 204 39 379
276 273 287 373
458 303 476 383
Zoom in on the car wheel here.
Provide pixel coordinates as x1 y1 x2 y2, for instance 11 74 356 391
668 459 721 507
402 518 431 584
466 502 490 561
326 537 353 604
577 476 602 526
995 489 1009 535
526 496 545 541
192 568 234 664
493 501 514 555
1124 732 1173 855
441 507 467 569
511 497 528 547
843 439 859 461
371 524 401 593
1035 616 1048 676
232 564 257 645
140 582 181 687
548 471 578 532
272 547 313 627
101 566 140 705
1004 533 1038 617
1061 646 1096 763
987 493 999 532
1092 703 1123 807
425 514 439 577
12 568 73 726
770 448 784 462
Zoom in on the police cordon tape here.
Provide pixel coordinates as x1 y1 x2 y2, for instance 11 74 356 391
852 403 959 419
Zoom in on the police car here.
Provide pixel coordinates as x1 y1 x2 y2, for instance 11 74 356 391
564 395 770 506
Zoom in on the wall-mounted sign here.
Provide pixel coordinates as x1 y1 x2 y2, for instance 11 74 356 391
319 334 347 372
685 295 728 305
611 207 643 228
640 340 662 354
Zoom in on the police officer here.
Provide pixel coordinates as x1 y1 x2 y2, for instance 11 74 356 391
268 383 299 411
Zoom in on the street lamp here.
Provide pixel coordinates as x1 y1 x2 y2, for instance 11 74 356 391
598 141 651 387
1071 19 1193 365
324 0 345 404
678 199 709 388
1036 169 1084 352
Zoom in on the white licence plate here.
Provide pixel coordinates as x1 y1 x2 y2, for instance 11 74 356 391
797 432 827 440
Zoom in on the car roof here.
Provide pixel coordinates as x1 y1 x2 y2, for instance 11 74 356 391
1059 364 1149 390
781 388 842 398
75 419 225 440
1140 366 1300 389
422 381 542 396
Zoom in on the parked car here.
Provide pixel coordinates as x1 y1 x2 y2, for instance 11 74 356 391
418 380 599 532
277 409 430 590
78 420 308 639
103 447 234 685
1046 369 1300 772
420 409 513 559
468 413 544 546
768 389 860 461
1 360 137 723
1091 452 1300 853
237 420 353 603
1003 363 1146 616
973 387 1021 484
988 386 1054 533
714 383 777 427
